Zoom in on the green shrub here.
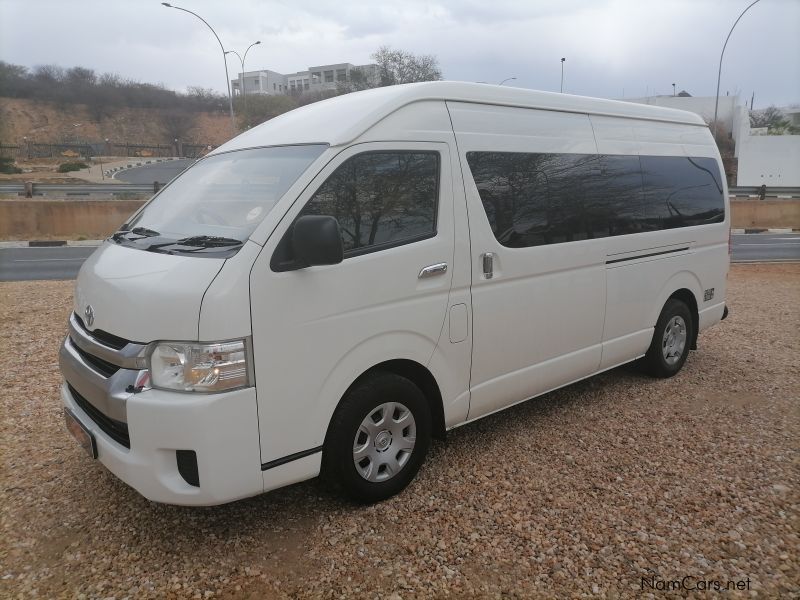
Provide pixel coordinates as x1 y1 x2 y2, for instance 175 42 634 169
0 156 22 174
57 161 89 173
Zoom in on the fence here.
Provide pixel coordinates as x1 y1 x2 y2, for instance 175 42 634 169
0 141 214 160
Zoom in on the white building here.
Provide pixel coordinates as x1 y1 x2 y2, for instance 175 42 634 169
231 62 379 97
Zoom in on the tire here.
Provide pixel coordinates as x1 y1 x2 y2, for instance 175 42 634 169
323 371 431 503
641 298 694 378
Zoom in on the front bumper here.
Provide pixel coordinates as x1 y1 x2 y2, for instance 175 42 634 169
61 382 264 505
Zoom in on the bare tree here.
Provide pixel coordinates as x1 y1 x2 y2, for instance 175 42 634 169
371 46 442 87
161 110 196 143
750 105 797 134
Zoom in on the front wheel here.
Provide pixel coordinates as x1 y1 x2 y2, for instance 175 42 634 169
641 298 694 378
323 372 431 503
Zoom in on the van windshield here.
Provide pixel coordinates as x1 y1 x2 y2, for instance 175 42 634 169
114 144 327 256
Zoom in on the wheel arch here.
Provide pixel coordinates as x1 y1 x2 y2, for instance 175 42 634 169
648 271 703 351
325 359 447 445
667 288 699 350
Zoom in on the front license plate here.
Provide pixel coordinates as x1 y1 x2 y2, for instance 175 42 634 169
64 408 97 459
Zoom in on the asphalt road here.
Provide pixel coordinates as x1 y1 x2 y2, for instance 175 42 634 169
0 246 97 281
113 158 194 184
1 233 798 281
731 232 800 262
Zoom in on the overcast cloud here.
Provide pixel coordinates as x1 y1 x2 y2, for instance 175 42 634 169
1 0 797 107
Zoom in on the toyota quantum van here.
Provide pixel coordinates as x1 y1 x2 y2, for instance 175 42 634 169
59 82 729 505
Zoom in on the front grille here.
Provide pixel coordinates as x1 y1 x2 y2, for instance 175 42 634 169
73 313 134 350
69 339 120 377
68 385 130 449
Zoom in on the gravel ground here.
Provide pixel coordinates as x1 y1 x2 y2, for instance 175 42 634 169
1 264 798 599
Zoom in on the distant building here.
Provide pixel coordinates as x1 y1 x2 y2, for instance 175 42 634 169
622 93 800 187
231 62 379 97
623 93 745 140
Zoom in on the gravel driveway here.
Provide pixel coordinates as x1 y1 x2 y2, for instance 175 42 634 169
1 264 798 598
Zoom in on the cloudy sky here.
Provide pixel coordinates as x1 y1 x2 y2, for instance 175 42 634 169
1 0 798 107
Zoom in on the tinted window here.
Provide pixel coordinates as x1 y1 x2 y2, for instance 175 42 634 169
467 151 724 248
299 151 439 254
466 152 600 248
641 156 725 229
593 155 645 236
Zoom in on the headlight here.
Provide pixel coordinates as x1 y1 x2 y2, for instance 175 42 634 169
148 339 251 393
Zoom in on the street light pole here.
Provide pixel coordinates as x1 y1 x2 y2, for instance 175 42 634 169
713 0 761 138
161 2 236 136
672 83 676 97
560 58 566 93
226 40 260 128
498 77 516 86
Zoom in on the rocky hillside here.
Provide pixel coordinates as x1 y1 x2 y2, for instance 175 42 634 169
0 98 232 146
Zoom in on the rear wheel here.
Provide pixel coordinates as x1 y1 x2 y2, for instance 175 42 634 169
323 372 431 503
641 298 693 378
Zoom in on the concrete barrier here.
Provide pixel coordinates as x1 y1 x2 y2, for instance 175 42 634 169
731 200 800 230
0 199 145 240
0 198 796 241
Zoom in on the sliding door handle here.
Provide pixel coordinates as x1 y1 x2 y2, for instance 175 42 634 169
482 252 494 279
418 262 448 278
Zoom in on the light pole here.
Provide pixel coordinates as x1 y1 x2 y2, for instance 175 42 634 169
560 58 566 93
161 2 236 136
498 77 516 86
226 40 260 128
672 83 676 97
99 138 109 180
713 0 762 138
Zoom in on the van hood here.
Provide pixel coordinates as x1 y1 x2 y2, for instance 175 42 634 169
73 242 224 343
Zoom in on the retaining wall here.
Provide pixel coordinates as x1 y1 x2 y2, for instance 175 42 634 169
730 200 800 230
0 198 796 241
0 199 145 240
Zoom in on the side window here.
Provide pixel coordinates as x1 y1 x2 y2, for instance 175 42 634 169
641 156 725 228
466 151 599 248
299 151 439 255
595 155 645 236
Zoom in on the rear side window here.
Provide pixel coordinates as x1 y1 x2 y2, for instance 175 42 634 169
641 156 725 229
467 151 724 248
299 151 439 255
464 152 599 247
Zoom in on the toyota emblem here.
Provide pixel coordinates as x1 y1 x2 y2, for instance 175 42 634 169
84 304 95 327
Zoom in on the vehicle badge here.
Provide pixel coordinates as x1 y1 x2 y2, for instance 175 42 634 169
85 304 95 327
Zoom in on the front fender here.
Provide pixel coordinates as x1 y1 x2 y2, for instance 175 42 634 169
312 331 439 443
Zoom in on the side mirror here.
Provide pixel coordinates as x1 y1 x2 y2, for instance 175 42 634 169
291 215 343 267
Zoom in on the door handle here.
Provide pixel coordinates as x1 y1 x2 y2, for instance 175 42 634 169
418 262 448 278
482 252 494 279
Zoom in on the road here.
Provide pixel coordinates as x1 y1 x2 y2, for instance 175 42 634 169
1 233 798 282
731 232 800 262
0 246 97 281
113 158 194 184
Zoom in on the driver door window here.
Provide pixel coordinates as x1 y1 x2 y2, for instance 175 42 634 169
298 151 440 257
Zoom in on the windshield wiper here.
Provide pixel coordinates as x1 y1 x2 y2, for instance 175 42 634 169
112 226 161 243
173 235 243 248
131 227 161 237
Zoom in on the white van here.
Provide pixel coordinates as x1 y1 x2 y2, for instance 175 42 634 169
60 82 729 505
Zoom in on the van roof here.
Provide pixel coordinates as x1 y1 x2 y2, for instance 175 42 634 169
215 81 708 153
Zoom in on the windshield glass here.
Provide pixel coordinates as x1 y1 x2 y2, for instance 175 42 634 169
119 144 326 255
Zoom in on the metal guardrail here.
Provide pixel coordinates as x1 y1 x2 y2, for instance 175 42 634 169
729 186 800 198
1 182 799 198
0 183 157 196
